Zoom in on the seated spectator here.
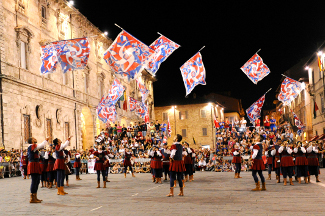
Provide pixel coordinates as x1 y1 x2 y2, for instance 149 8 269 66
198 158 206 171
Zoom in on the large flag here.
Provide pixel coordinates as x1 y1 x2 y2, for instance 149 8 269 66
19 150 24 178
167 117 172 137
240 53 270 84
107 79 125 106
278 77 303 106
128 96 138 112
40 37 90 74
318 55 324 72
136 101 147 119
146 35 180 75
180 52 206 96
246 95 266 123
144 102 150 123
103 30 154 81
96 103 117 123
136 79 149 102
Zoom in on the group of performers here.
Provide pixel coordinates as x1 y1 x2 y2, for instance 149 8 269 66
231 133 321 191
26 136 76 203
148 134 195 197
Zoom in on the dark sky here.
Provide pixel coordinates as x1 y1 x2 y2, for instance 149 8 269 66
76 1 325 111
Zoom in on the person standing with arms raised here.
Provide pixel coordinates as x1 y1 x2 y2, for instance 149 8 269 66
53 136 72 195
251 134 266 191
167 134 187 197
27 136 49 203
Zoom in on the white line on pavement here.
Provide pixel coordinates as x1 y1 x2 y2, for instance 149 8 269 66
90 206 103 211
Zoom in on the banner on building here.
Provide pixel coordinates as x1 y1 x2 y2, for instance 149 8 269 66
146 35 180 75
240 53 270 84
292 111 305 136
40 37 90 74
180 51 206 96
103 30 154 81
136 79 149 102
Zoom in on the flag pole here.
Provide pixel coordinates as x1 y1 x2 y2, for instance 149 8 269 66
281 74 288 78
264 88 272 95
256 49 261 54
114 23 123 30
198 46 205 52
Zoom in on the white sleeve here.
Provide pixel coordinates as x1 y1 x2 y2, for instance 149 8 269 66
187 148 192 153
34 140 48 151
192 153 196 157
182 151 188 156
250 146 253 150
252 149 258 159
307 146 313 153
170 149 176 158
89 154 94 159
265 151 268 156
301 147 306 153
166 149 171 154
233 151 239 156
52 153 57 159
149 150 154 157
59 140 70 151
286 147 293 154
108 154 114 158
293 148 298 153
278 146 284 153
44 151 49 159
157 151 162 156
271 149 276 156
105 155 109 160
313 147 319 153
76 154 80 159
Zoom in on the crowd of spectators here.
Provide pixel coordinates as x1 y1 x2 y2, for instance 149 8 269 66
1 117 325 178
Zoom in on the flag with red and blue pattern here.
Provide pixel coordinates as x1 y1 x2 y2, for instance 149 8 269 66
246 95 266 123
96 102 117 123
103 30 154 81
278 77 303 106
136 79 149 102
128 96 138 112
108 79 125 106
168 117 172 137
292 111 305 136
240 53 270 84
40 38 90 74
180 52 206 96
136 101 147 119
146 35 180 75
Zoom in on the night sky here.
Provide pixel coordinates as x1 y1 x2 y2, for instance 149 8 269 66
77 1 325 111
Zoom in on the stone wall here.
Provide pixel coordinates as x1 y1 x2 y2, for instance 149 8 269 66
0 0 155 149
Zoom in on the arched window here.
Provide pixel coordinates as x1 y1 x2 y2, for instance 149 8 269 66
15 26 34 70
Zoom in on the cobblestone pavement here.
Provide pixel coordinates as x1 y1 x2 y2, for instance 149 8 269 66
1 171 325 215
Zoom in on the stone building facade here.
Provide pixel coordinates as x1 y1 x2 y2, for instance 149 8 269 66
154 102 224 149
0 0 155 150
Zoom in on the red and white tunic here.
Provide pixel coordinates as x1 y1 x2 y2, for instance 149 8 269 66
92 151 109 171
27 140 48 175
54 140 70 170
73 153 81 168
251 143 265 170
150 150 163 169
306 145 319 166
294 147 308 166
169 142 187 172
279 146 294 167
232 147 241 164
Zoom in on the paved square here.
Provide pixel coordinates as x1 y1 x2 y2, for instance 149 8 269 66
1 171 325 215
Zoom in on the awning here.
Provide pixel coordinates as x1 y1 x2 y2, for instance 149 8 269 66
309 135 319 142
317 134 325 140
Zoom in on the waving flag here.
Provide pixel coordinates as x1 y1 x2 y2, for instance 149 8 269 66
168 117 172 137
246 95 266 123
180 52 206 96
144 102 150 123
128 96 138 112
103 30 154 81
97 103 117 123
241 53 270 84
146 35 180 75
108 79 125 105
40 38 90 74
136 79 149 102
278 77 303 106
136 101 147 119
292 111 305 136
19 150 24 178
